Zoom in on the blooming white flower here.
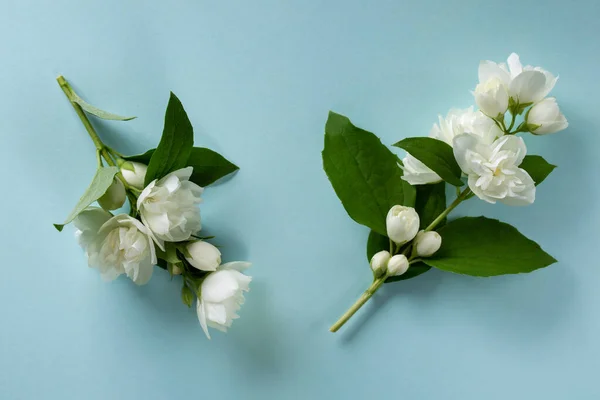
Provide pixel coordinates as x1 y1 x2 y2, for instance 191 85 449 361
74 207 156 284
474 77 509 118
186 241 222 271
97 178 126 211
453 133 535 205
137 167 204 249
197 261 252 339
413 231 442 257
120 162 148 190
401 108 503 185
477 53 557 108
386 205 420 244
370 250 391 275
527 97 568 135
387 254 409 276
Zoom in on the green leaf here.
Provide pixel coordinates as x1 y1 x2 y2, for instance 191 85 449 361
366 230 389 261
53 166 119 231
322 111 413 235
520 155 556 186
423 216 556 276
145 92 194 185
124 149 154 164
181 285 194 307
393 137 464 187
415 182 446 229
156 243 180 264
70 90 136 121
385 263 431 283
186 147 239 187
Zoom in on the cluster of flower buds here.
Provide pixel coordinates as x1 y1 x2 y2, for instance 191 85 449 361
370 205 442 278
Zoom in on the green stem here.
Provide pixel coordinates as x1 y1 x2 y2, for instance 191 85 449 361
506 112 516 133
329 274 388 333
57 75 133 189
424 187 471 232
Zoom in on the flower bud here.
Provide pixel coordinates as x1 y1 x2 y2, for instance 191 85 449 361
474 77 509 118
185 241 221 271
97 178 126 210
120 161 148 189
386 205 420 245
387 254 409 276
170 263 183 275
370 250 391 275
526 97 568 135
414 231 442 257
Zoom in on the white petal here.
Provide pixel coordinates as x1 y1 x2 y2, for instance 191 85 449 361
507 53 522 77
452 133 481 175
201 271 240 303
509 70 547 103
220 261 252 272
196 299 211 339
478 61 510 86
206 302 228 325
493 135 527 166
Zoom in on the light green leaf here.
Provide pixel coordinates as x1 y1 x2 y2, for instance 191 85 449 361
70 91 136 121
520 155 556 186
322 111 413 235
423 216 556 276
145 92 194 185
186 147 239 187
393 137 464 187
53 166 119 231
415 182 447 229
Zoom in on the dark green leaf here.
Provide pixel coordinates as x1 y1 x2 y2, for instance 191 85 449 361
415 182 447 229
393 137 464 187
186 147 239 187
423 216 556 276
54 166 119 231
385 263 431 283
520 155 556 186
145 92 194 185
322 111 412 235
125 149 154 164
366 230 389 262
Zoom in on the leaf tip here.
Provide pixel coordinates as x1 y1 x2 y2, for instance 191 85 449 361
53 224 64 232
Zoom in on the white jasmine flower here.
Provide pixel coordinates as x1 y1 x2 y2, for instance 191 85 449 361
197 262 252 339
477 53 557 108
527 97 568 135
186 241 222 272
386 205 420 245
413 231 442 257
74 207 156 284
137 167 204 249
120 162 148 190
370 250 391 275
387 254 409 276
453 133 535 205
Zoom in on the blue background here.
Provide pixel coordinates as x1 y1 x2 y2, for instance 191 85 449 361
1 0 598 399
